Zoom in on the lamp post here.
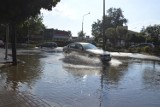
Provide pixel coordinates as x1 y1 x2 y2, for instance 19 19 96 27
102 0 106 50
82 12 90 37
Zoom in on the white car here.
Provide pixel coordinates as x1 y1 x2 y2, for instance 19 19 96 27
63 42 111 63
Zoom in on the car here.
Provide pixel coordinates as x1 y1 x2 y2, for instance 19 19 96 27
63 42 111 63
0 40 4 48
130 43 155 48
36 42 57 48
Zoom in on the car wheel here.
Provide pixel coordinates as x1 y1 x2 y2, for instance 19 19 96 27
88 54 93 57
101 60 110 65
63 50 69 54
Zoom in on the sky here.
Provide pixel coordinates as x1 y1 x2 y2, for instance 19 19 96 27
41 0 160 37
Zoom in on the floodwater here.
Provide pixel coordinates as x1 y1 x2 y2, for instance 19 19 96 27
0 50 160 107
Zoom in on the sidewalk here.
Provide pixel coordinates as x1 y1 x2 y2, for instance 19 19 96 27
0 48 11 68
0 84 61 107
0 90 57 107
0 48 60 107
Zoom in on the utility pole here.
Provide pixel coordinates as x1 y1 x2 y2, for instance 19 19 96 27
102 0 106 51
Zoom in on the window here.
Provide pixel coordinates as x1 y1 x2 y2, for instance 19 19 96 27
75 44 83 50
69 43 75 48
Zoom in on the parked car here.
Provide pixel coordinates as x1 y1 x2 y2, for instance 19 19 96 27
130 43 155 48
36 42 57 48
0 40 4 48
63 42 112 63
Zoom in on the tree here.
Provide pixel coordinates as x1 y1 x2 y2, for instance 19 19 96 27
140 24 160 46
129 34 139 44
116 26 128 46
78 31 86 38
91 7 128 47
105 28 117 47
0 0 60 65
116 26 128 39
107 8 127 28
16 15 46 42
92 20 102 42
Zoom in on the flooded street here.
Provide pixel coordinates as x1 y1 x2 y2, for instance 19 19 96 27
1 49 160 107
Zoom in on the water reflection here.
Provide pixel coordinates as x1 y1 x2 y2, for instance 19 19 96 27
63 53 102 66
62 55 130 107
62 54 129 88
1 52 160 107
143 61 160 89
0 55 43 91
102 65 126 84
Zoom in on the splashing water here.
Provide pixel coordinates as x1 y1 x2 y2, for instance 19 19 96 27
109 58 122 67
62 53 102 67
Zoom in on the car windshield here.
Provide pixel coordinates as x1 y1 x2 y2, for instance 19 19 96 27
82 43 97 50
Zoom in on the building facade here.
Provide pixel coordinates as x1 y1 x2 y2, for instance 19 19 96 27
43 28 72 42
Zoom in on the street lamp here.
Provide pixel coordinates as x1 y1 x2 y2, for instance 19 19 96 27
82 12 90 37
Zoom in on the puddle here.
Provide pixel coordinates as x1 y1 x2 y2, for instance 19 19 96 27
62 53 102 67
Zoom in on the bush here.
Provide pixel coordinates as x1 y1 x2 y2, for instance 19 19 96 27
128 48 133 52
153 46 160 55
143 46 152 53
136 47 141 53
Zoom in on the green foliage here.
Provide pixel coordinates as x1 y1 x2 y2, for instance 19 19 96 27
128 47 133 52
0 0 60 24
128 46 153 54
92 8 128 37
91 7 128 45
128 32 145 44
78 31 86 38
105 28 116 46
0 0 60 65
107 8 128 27
116 26 128 39
143 46 152 53
153 46 160 55
140 24 160 46
136 47 141 53
91 20 102 38
17 15 45 38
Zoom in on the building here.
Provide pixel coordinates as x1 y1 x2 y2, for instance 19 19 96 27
43 28 72 42
71 36 94 43
43 28 72 46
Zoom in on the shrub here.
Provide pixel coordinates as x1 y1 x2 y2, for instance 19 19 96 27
136 47 141 53
153 46 160 55
143 46 152 53
128 48 133 52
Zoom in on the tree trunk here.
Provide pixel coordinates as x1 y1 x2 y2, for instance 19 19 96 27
10 24 17 65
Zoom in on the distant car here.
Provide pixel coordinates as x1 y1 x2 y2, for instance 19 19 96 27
37 42 57 48
63 42 111 63
130 43 155 48
0 40 4 48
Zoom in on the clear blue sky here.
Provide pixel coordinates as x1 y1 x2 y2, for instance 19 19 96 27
41 0 160 37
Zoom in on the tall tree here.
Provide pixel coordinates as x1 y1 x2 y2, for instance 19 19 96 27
17 15 46 41
78 31 86 38
92 20 102 42
0 0 60 65
92 7 128 46
107 8 127 27
105 28 117 47
140 24 160 46
116 26 128 46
